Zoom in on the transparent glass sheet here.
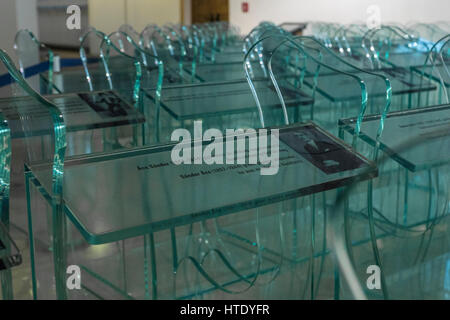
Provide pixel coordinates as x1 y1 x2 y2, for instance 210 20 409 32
41 65 174 96
382 51 433 68
309 67 436 102
213 51 244 64
340 104 450 171
0 90 145 137
413 64 450 87
29 122 376 245
144 79 313 120
186 62 255 82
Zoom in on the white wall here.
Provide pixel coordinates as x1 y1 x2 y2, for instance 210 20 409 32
230 0 450 35
88 0 181 34
0 0 38 61
16 0 39 37
126 0 181 30
0 1 18 59
88 0 126 35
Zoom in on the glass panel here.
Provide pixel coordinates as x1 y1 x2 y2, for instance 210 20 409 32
245 35 391 137
0 109 21 300
340 104 450 171
337 104 450 299
140 25 192 85
415 34 450 106
0 91 144 139
22 119 375 299
360 25 428 68
78 28 111 92
30 122 376 245
14 29 53 95
0 49 67 299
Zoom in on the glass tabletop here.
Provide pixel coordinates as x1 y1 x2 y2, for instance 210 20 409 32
213 51 244 64
29 122 377 244
143 79 313 120
412 64 450 87
184 60 291 83
309 67 436 102
0 90 145 138
382 51 431 68
339 104 450 172
219 45 243 54
329 49 393 71
186 62 255 82
41 65 185 95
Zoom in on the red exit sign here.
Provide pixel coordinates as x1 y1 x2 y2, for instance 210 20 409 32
242 2 249 13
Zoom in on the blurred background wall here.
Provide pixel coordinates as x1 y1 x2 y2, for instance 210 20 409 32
0 0 38 60
229 0 450 34
0 0 449 55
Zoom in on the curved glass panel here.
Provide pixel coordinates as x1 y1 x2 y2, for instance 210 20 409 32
14 29 53 95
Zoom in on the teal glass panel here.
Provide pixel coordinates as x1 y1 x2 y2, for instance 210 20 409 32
0 90 145 138
415 35 450 106
415 64 450 88
14 29 54 95
140 25 192 84
0 48 67 300
28 122 376 245
146 79 312 121
0 110 20 300
309 67 435 102
339 104 450 171
188 62 261 82
141 77 313 145
338 103 450 299
244 35 392 136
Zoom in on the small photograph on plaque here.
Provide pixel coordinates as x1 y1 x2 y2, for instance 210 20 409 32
78 91 132 118
280 125 367 174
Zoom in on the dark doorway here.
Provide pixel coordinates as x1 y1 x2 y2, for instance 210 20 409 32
191 0 229 23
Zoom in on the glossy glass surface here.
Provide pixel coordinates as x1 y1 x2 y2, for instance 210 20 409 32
310 67 436 102
0 90 144 137
14 21 450 300
145 79 312 121
14 29 53 95
340 104 450 171
28 122 376 245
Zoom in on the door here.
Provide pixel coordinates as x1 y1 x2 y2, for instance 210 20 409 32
191 0 229 23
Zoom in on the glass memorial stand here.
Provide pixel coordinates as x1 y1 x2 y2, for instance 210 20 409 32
338 104 450 299
26 121 377 299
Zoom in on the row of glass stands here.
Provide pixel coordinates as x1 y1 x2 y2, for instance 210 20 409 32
0 20 448 300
